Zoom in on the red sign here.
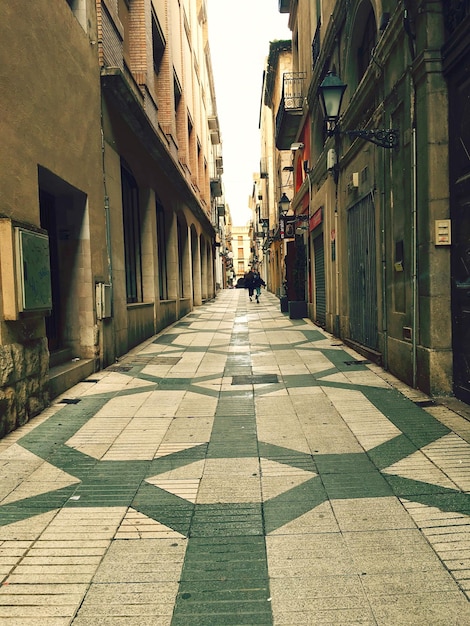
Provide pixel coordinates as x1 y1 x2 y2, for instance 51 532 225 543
310 207 323 231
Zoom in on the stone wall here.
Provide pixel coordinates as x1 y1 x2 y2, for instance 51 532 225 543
0 338 49 438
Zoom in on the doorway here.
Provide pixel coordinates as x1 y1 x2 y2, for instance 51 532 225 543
38 167 89 362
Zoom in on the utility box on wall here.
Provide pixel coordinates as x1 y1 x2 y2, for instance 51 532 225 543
96 282 112 319
15 227 52 312
0 219 52 319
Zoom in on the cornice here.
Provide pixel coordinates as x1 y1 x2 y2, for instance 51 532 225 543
411 48 444 86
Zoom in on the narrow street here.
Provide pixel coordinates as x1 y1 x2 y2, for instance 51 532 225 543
2 289 470 625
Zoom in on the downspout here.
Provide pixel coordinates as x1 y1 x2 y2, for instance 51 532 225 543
100 121 115 366
404 0 418 388
100 125 113 294
307 168 312 310
381 165 388 369
411 124 418 388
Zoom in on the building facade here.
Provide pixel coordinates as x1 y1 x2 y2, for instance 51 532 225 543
231 225 252 281
258 41 296 300
258 0 460 398
0 0 224 436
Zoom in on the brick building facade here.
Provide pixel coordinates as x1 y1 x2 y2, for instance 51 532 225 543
0 0 224 436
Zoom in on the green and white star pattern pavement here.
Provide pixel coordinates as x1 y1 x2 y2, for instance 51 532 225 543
2 290 470 624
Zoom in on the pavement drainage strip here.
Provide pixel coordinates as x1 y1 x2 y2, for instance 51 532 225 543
125 357 182 366
232 374 279 385
414 399 437 407
344 359 371 366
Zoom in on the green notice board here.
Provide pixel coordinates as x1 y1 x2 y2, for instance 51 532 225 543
16 228 52 312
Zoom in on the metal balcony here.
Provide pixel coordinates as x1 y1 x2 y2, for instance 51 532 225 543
275 72 306 150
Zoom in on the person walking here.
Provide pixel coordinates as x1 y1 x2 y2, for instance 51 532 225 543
252 270 266 303
244 269 255 301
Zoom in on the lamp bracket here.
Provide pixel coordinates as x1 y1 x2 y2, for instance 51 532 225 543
345 128 399 149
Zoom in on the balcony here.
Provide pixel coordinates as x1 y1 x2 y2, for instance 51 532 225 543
275 72 306 150
210 179 222 198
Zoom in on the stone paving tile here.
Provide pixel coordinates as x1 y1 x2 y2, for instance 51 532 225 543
331 497 416 532
260 458 317 501
401 499 470 599
267 500 340 535
115 508 186 539
91 538 187 583
420 433 470 491
73 540 186 625
267 532 357 578
323 387 401 451
370 592 470 625
382 448 459 490
73 582 179 624
173 536 271 625
343 528 442 574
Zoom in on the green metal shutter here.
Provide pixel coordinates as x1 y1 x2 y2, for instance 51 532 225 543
314 234 326 326
347 193 378 349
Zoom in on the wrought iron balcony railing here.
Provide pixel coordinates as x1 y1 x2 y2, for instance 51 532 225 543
275 72 306 150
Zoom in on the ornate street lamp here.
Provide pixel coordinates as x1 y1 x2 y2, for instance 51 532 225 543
318 71 399 149
278 193 290 218
260 218 269 237
318 71 347 135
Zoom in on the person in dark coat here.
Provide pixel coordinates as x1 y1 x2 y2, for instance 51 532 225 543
245 270 255 300
252 271 266 303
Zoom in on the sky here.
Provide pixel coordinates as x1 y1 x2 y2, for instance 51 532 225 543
206 1 291 226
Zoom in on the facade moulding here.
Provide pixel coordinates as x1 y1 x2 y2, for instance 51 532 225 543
265 40 292 105
372 6 406 66
101 68 215 237
305 4 347 108
411 49 445 86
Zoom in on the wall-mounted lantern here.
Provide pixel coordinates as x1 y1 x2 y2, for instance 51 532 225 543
278 193 290 218
318 71 399 149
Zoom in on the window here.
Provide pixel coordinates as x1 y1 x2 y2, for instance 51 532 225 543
156 198 168 300
174 71 182 112
121 164 143 303
311 19 321 69
65 0 87 30
152 10 166 73
357 9 376 80
177 221 184 297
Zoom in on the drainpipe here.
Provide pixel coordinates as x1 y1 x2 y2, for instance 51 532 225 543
100 122 115 367
404 0 418 388
307 169 312 309
411 124 418 388
101 127 113 286
381 174 388 369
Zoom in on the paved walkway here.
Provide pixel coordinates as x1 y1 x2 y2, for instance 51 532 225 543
2 289 470 625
